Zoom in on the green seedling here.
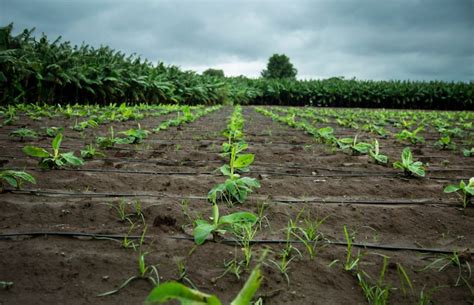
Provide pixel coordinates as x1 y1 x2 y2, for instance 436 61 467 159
337 135 373 155
145 257 264 305
395 126 425 144
119 124 150 144
80 144 105 159
269 247 295 287
0 281 13 290
23 133 84 169
421 251 472 288
9 128 37 141
96 126 131 149
193 205 257 245
99 251 159 297
216 251 245 281
444 178 473 208
356 255 391 305
343 225 361 272
210 143 260 205
434 135 456 150
73 119 99 131
291 214 328 260
393 147 425 177
369 140 388 164
0 170 36 191
462 147 473 157
44 127 64 137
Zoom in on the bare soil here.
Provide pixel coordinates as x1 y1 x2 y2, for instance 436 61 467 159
0 106 473 305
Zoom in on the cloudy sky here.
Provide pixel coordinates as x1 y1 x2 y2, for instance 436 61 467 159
2 0 473 81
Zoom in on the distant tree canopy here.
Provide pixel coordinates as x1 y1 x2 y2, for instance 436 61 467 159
261 54 297 79
202 68 225 78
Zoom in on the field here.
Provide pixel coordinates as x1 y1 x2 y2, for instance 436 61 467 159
0 104 473 305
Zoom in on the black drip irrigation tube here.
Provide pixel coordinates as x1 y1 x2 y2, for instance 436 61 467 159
3 189 459 207
2 166 470 180
0 231 460 255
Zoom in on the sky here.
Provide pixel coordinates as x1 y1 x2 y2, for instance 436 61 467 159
2 0 473 81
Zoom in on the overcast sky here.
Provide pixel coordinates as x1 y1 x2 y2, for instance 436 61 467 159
2 0 473 81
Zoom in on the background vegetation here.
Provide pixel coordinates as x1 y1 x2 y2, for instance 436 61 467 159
1 24 472 109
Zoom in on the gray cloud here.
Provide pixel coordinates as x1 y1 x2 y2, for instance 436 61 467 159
2 0 472 81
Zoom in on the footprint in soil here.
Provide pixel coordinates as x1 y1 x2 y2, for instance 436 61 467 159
153 215 177 232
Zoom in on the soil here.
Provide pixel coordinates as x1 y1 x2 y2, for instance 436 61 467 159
0 106 473 305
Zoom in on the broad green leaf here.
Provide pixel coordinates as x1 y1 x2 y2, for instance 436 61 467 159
61 152 84 166
219 212 257 226
23 146 50 158
230 266 263 305
444 185 460 193
239 177 260 188
219 165 231 177
145 281 221 305
52 133 62 151
234 154 254 169
193 222 215 245
2 175 17 187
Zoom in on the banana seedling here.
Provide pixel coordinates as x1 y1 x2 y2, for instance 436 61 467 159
96 126 131 149
369 140 388 164
434 135 456 150
0 170 36 191
119 124 150 144
9 128 37 141
395 126 425 144
393 147 426 177
80 144 105 159
337 135 373 155
209 143 260 205
444 178 473 208
145 256 264 305
23 133 84 169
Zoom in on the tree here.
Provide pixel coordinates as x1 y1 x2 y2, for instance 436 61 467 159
261 54 297 79
202 68 225 78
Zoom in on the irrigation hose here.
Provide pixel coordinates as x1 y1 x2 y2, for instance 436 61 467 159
0 231 464 255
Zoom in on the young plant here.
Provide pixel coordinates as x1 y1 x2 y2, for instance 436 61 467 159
269 247 296 287
462 147 473 157
99 251 159 297
80 144 105 159
356 255 391 305
369 140 388 165
393 147 426 177
23 133 84 169
0 170 36 191
119 124 150 144
209 143 260 205
343 225 361 272
444 178 473 208
291 214 328 260
73 119 99 131
193 204 257 245
145 258 264 305
96 126 130 149
395 126 425 144
9 128 37 141
434 135 456 150
44 127 64 138
337 135 373 155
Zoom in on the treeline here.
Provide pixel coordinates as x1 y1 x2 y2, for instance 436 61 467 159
1 24 472 109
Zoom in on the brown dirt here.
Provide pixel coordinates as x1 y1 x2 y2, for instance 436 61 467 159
0 106 473 305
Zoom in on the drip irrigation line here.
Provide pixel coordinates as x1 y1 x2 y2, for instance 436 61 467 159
0 231 465 255
6 166 470 180
168 235 461 255
3 189 459 207
0 231 149 240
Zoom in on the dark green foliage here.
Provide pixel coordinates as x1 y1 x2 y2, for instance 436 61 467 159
261 54 297 80
0 23 472 109
202 68 225 78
